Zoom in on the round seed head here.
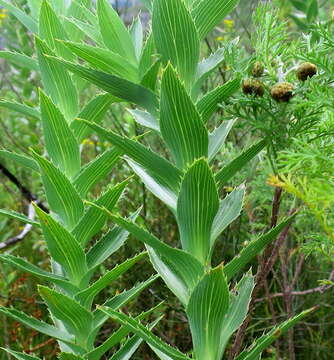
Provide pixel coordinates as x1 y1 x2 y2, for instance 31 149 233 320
242 79 265 97
296 62 317 81
270 82 294 102
252 61 265 77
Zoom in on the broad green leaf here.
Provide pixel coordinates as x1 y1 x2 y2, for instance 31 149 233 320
38 286 93 347
126 159 177 210
75 252 146 308
0 100 40 120
186 265 229 360
152 0 200 89
86 209 141 269
224 215 296 281
0 348 41 360
0 254 79 294
0 209 39 226
46 57 159 115
197 78 240 122
97 0 136 63
208 119 235 161
0 307 74 343
34 206 88 285
235 307 316 360
72 180 128 247
0 0 38 33
61 41 139 82
99 307 191 360
32 152 84 229
39 0 74 60
192 0 240 39
73 147 122 198
210 185 245 247
109 215 204 305
216 139 266 188
128 109 160 132
160 65 208 170
130 16 143 62
27 0 42 18
0 51 38 71
177 159 219 265
39 90 80 179
0 150 39 173
219 273 254 354
71 94 116 142
192 47 225 99
81 120 182 192
35 37 78 121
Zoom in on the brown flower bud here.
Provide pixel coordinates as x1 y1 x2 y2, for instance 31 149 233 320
296 62 317 81
270 82 294 102
252 61 265 77
242 79 265 97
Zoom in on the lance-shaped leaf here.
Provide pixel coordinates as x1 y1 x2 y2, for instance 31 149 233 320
0 348 41 360
0 150 39 173
235 307 316 360
140 60 161 91
99 307 191 360
97 0 136 64
75 252 146 308
138 32 155 78
216 139 266 189
186 265 229 360
197 78 240 122
208 119 235 161
0 0 38 33
32 152 84 229
34 206 88 285
92 274 159 331
70 94 117 142
210 185 245 247
109 215 204 305
160 65 208 170
126 159 177 211
46 57 159 116
0 209 39 226
0 100 40 120
192 0 240 39
130 16 143 62
0 51 38 71
90 302 162 360
128 109 160 132
192 47 225 99
0 307 74 343
39 0 74 61
39 90 80 179
38 286 93 347
72 180 127 246
219 273 254 354
224 215 296 281
81 120 182 193
177 159 219 265
152 0 200 89
0 254 78 295
61 41 139 82
36 37 78 121
87 208 140 269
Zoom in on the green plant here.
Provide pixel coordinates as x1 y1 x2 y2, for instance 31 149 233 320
0 1 159 359
0 0 319 359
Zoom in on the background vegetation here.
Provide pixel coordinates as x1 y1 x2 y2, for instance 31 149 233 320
0 0 333 359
